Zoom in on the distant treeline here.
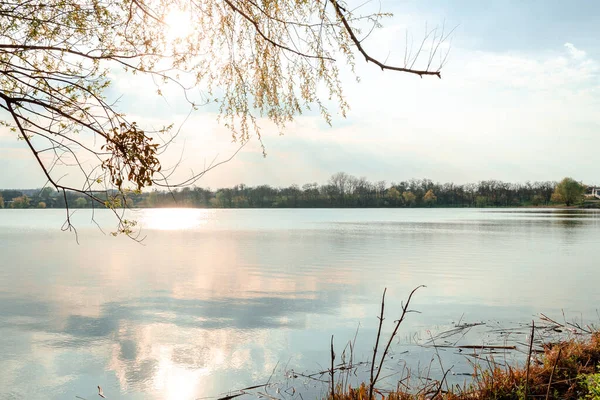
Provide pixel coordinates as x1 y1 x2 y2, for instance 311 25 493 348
2 173 596 209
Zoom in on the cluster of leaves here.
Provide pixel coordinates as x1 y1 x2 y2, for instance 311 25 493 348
110 218 137 236
583 369 600 399
101 122 161 191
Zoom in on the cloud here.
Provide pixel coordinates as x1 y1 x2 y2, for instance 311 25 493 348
2 27 600 189
564 42 587 60
209 41 594 185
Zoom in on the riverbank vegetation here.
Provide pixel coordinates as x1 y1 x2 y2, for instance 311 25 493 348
322 289 600 400
1 175 596 209
332 331 600 399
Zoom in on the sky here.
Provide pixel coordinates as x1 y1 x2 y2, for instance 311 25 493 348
1 0 599 189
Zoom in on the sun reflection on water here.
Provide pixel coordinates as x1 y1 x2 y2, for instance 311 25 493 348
140 208 212 230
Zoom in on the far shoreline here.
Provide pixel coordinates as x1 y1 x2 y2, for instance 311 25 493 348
1 204 599 210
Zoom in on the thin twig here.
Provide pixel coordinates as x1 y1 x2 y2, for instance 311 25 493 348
430 367 453 399
545 346 562 400
525 320 535 399
372 286 425 394
369 287 387 400
330 335 335 399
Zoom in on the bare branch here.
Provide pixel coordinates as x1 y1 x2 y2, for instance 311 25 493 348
329 0 442 77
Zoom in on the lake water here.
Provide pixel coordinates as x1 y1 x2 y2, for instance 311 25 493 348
1 208 599 399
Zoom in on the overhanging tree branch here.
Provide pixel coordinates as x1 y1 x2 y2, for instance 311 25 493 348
329 0 443 78
1 0 452 238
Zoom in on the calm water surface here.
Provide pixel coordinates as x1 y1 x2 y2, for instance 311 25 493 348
0 208 599 399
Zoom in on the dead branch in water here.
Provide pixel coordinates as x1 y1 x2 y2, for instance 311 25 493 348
369 285 425 398
431 344 517 350
330 335 335 399
369 287 387 400
540 312 595 334
524 320 535 399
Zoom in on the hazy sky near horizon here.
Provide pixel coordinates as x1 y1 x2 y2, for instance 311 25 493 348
1 0 599 189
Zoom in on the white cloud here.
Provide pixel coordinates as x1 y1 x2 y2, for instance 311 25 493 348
564 42 587 60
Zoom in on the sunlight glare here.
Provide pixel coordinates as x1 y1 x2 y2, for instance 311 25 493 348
153 346 210 400
142 209 211 230
164 9 192 42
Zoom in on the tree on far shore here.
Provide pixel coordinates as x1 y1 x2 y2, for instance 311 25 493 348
10 195 30 208
551 177 585 206
386 187 401 206
402 191 416 207
423 189 437 207
74 198 88 208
